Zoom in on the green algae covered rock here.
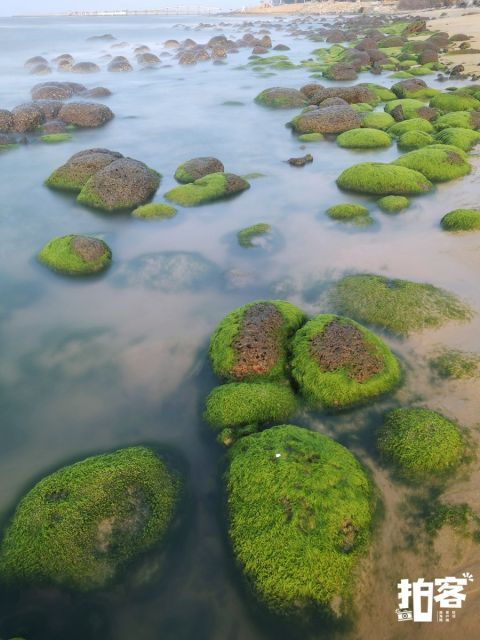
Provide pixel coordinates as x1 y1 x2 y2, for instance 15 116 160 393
45 148 123 192
392 146 471 182
0 446 180 590
397 130 433 149
360 83 396 102
132 203 176 219
434 110 480 131
209 300 306 382
336 128 392 149
165 172 249 207
204 382 297 431
325 203 372 226
336 162 432 195
434 127 480 151
441 208 480 232
429 349 480 379
174 157 224 183
377 195 410 212
361 111 395 130
41 133 72 143
291 314 400 410
37 234 111 275
298 132 324 142
430 93 480 113
388 118 434 137
238 223 271 247
384 98 426 119
255 87 308 109
330 274 471 336
226 425 374 617
378 408 464 479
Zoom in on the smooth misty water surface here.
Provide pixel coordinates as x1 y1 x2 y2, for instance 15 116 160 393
0 14 480 640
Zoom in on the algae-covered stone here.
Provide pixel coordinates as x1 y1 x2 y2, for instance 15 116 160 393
165 172 249 207
255 87 308 109
361 112 395 130
325 203 372 226
440 208 480 232
132 203 176 219
430 93 480 113
397 130 433 150
434 111 480 131
336 128 392 149
226 424 374 616
0 446 180 590
377 195 409 212
204 382 297 431
359 83 396 102
37 234 111 275
237 223 271 247
384 98 426 119
77 158 161 211
388 118 434 137
209 300 306 382
291 314 400 409
330 274 471 335
378 408 464 479
174 157 224 183
298 132 324 142
45 148 123 192
41 133 72 143
336 162 432 195
434 127 480 152
429 349 480 379
392 146 471 182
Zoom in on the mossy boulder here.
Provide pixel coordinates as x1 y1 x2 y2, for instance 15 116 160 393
237 223 271 247
377 195 409 212
325 203 372 226
45 148 123 192
391 78 435 100
378 408 464 479
291 106 362 135
37 235 111 275
336 162 432 195
388 118 434 137
336 128 392 149
330 274 471 335
384 98 426 119
165 172 249 207
397 130 433 149
0 447 180 590
430 93 480 113
77 158 161 211
291 314 400 410
392 147 471 182
209 300 306 382
309 86 378 105
361 111 395 130
204 382 297 431
132 203 176 219
359 83 396 101
440 208 480 232
174 157 224 183
226 425 374 617
434 127 480 151
434 111 480 131
255 87 308 109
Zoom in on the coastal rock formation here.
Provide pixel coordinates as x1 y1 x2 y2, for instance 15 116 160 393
174 157 225 183
58 102 114 127
37 235 112 275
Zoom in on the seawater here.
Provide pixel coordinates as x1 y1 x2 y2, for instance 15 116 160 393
0 14 479 640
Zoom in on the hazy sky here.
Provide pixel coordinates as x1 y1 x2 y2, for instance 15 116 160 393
0 0 240 17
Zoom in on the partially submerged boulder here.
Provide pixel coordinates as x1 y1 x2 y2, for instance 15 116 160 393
291 314 400 409
392 146 471 182
58 102 114 128
336 162 432 195
255 87 308 109
45 148 124 191
174 157 224 183
165 172 249 207
11 103 45 132
37 234 111 275
291 106 362 135
0 447 180 590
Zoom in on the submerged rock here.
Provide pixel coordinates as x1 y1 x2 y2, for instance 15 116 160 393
255 87 308 109
0 447 180 590
291 106 362 135
71 62 100 73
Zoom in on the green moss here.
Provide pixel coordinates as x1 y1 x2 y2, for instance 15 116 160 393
378 408 464 479
434 127 480 151
397 130 434 149
350 103 374 113
361 112 395 130
209 300 306 382
393 147 471 182
237 223 271 248
37 235 111 276
425 501 476 537
430 93 480 112
388 71 413 79
330 274 471 335
429 349 480 379
391 82 439 100
384 98 426 119
204 382 297 431
409 66 434 77
254 87 307 108
435 111 480 130
165 172 249 207
0 446 180 590
174 162 196 183
226 425 374 617
440 208 480 232
290 314 400 410
377 195 410 212
298 132 324 142
336 162 432 195
132 203 177 219
388 118 434 137
336 128 392 149
41 133 73 143
325 203 370 223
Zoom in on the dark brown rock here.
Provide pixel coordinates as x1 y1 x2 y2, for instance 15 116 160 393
71 236 107 262
309 85 376 105
31 84 73 100
293 105 362 134
11 103 45 133
58 103 114 128
0 109 13 133
176 157 224 183
287 154 313 167
108 56 133 72
71 62 100 73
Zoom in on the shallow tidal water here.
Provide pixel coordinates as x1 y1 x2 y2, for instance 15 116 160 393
0 13 480 640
